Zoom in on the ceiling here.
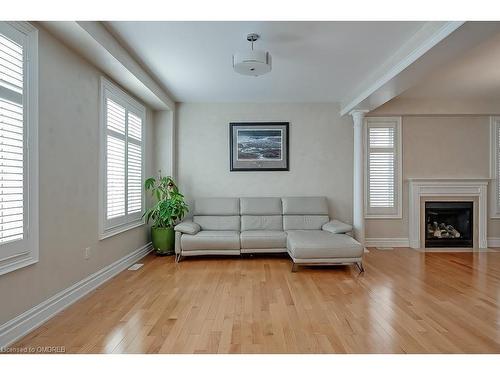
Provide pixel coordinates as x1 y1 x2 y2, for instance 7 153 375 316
105 21 428 103
396 28 500 100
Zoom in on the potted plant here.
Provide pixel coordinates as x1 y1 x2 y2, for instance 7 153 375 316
143 173 188 255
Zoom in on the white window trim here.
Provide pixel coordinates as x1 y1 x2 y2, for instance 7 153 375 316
489 116 500 219
98 77 146 240
364 116 402 219
0 22 39 276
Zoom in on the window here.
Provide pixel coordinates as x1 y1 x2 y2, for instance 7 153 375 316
99 78 145 239
490 117 500 218
0 22 38 275
365 117 402 218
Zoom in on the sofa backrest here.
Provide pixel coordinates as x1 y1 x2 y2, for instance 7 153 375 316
240 197 283 231
282 197 330 230
193 198 240 231
191 196 330 232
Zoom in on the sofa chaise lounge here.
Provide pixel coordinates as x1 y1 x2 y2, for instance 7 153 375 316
174 197 364 272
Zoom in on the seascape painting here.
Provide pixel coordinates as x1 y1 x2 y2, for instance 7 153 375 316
230 122 289 171
236 129 283 161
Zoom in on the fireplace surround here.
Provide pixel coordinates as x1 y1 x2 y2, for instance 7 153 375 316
408 178 489 249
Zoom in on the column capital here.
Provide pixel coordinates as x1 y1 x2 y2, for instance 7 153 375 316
349 109 369 120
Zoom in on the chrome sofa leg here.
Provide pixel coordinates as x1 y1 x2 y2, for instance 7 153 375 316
291 263 299 272
175 253 182 263
356 262 365 273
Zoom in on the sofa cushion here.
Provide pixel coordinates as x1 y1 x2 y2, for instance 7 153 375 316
174 221 201 235
193 215 240 231
282 197 329 215
322 220 353 234
181 231 240 251
283 215 329 230
241 215 283 231
240 230 287 249
194 198 240 216
286 230 363 259
240 197 282 215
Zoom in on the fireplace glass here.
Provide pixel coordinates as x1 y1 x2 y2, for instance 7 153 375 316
425 201 473 248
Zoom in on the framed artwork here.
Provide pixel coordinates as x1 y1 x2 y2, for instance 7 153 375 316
229 122 289 171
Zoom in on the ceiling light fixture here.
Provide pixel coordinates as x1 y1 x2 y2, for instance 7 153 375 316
233 33 272 77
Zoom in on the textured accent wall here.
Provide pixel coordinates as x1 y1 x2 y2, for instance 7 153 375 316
175 102 354 223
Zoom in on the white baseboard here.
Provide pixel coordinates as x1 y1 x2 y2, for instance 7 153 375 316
0 242 152 349
487 237 500 247
365 237 410 248
366 237 499 249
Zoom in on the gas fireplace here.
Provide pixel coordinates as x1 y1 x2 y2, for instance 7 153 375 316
425 201 473 248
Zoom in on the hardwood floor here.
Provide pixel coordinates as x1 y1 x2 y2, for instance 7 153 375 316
10 248 500 353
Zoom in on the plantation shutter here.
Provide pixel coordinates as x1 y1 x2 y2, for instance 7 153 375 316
0 32 24 246
102 79 145 236
0 21 38 276
368 127 395 207
127 112 142 214
365 117 401 218
106 99 126 219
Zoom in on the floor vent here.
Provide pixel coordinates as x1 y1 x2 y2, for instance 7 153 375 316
127 263 144 271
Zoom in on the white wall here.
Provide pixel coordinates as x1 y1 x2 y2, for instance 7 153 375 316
153 110 175 178
176 102 353 221
365 116 500 240
0 26 154 325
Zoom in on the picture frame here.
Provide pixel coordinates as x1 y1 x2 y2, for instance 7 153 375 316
229 122 289 171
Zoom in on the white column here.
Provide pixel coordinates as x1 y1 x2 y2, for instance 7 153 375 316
350 110 368 247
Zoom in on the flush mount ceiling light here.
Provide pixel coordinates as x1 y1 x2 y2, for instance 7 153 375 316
233 33 272 77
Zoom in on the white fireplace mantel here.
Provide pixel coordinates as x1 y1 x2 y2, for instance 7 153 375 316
408 178 490 249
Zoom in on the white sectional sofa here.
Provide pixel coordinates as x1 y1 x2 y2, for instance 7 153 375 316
174 197 364 272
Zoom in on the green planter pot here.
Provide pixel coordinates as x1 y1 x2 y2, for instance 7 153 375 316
151 227 175 255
